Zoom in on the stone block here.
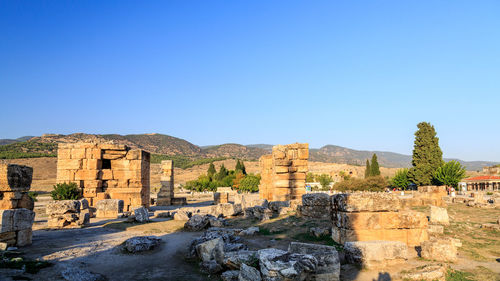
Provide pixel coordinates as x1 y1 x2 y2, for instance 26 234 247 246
17 193 34 210
0 198 17 209
96 199 124 218
420 238 460 262
288 242 340 281
16 229 32 246
332 192 401 212
430 206 450 225
13 208 35 231
58 159 83 170
71 148 86 159
303 193 331 206
0 164 33 192
0 209 14 232
344 240 407 269
134 206 150 223
46 200 80 215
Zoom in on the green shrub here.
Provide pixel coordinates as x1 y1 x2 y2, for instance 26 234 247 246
390 168 410 190
28 191 39 202
50 182 81 200
239 174 260 192
317 174 333 190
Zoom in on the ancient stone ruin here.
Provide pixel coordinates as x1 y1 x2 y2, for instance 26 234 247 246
259 143 308 201
56 142 150 211
156 160 174 206
331 192 429 247
0 164 35 247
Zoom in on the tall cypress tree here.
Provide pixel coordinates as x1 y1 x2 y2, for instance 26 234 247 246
207 163 216 178
365 159 371 178
216 164 228 181
370 154 380 176
235 160 242 172
240 161 247 175
408 122 444 186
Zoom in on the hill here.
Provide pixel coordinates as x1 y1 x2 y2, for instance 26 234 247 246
0 136 35 145
0 133 497 170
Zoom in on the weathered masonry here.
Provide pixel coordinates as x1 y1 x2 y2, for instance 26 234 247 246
259 143 309 201
56 143 150 211
156 160 174 206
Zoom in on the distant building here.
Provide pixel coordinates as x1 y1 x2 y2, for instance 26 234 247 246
482 166 500 174
463 175 500 191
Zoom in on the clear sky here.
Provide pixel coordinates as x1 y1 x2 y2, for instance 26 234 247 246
1 1 499 161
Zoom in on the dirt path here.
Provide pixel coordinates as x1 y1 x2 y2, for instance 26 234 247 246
5 225 213 281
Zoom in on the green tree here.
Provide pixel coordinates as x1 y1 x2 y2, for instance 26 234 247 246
364 159 371 178
207 163 216 178
408 122 444 186
434 160 466 188
239 174 260 192
235 160 242 172
370 154 380 176
306 172 315 182
216 164 228 181
390 168 410 190
317 174 333 190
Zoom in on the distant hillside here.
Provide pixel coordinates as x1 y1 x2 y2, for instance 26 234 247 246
0 136 34 145
0 133 497 170
202 143 267 159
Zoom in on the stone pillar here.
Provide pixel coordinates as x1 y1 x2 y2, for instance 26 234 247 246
259 143 309 201
156 160 174 206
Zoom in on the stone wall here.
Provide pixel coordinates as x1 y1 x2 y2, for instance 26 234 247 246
0 164 35 247
56 143 150 211
259 143 308 201
331 192 429 247
156 160 174 206
399 186 447 208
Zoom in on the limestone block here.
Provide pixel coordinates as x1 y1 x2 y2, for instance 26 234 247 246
0 231 16 243
420 238 460 262
214 192 229 204
333 211 427 230
303 193 330 206
430 206 450 225
298 148 309 160
16 229 32 246
344 240 408 269
57 148 72 159
102 153 124 160
100 143 127 150
331 226 428 247
58 159 83 170
274 166 289 174
46 200 81 215
86 148 102 159
0 198 17 209
71 148 86 159
428 224 444 234
57 169 75 181
0 209 14 232
96 199 124 218
13 208 35 231
17 193 34 211
0 164 33 192
75 170 99 181
100 169 113 180
134 206 150 223
288 242 340 281
332 192 401 212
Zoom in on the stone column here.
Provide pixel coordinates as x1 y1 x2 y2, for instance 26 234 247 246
157 160 174 206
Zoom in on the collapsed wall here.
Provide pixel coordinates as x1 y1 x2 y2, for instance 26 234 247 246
0 164 35 247
259 143 308 201
331 192 429 247
56 143 150 211
156 160 174 206
399 186 447 208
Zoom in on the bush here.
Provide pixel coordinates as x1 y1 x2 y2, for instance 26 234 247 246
317 174 333 190
28 191 39 202
333 176 387 192
50 182 81 200
390 168 410 190
239 174 260 192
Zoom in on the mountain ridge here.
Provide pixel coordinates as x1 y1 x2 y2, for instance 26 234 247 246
0 133 497 171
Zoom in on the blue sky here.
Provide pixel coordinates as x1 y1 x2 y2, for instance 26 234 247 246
1 1 499 161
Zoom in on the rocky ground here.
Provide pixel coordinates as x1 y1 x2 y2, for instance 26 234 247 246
1 194 499 281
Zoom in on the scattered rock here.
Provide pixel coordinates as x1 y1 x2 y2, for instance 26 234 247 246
185 215 211 231
221 270 240 281
420 238 461 262
238 263 261 281
223 250 257 269
133 207 150 223
196 237 225 264
209 216 226 228
200 259 224 274
258 248 317 281
155 211 170 218
239 227 259 236
61 266 107 281
123 236 161 253
173 209 191 221
309 227 330 238
430 206 450 225
288 242 340 281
